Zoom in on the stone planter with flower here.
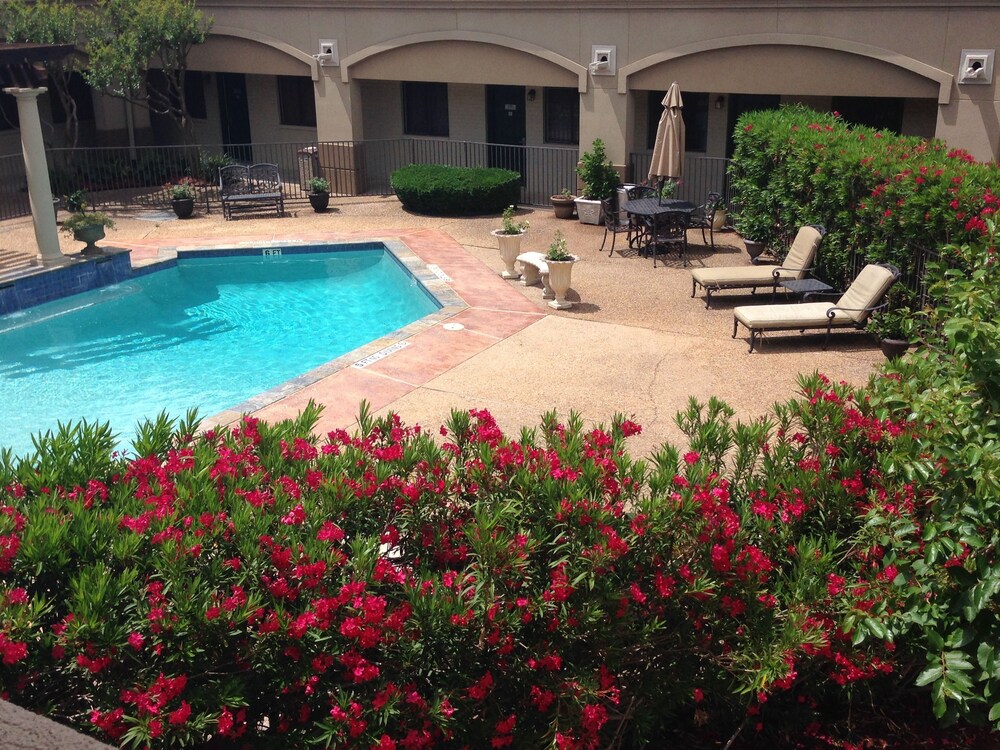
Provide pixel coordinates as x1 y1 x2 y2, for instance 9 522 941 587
544 230 578 309
62 210 116 255
574 138 619 225
166 179 197 219
492 204 529 278
867 293 917 359
307 176 331 212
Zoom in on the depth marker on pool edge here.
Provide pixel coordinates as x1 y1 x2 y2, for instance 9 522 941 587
352 341 410 368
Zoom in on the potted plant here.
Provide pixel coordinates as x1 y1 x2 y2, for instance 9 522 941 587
733 211 772 264
307 176 331 212
574 138 619 225
62 210 115 255
711 197 728 232
551 188 577 219
867 294 916 359
544 230 578 310
166 178 197 219
491 204 529 279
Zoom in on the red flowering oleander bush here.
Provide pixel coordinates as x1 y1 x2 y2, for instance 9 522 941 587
0 379 932 749
729 104 1000 287
864 221 1000 728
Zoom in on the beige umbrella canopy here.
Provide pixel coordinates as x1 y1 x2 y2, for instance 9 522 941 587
647 81 685 200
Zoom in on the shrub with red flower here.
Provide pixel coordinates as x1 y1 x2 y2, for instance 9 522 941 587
730 104 1000 289
0 372 993 747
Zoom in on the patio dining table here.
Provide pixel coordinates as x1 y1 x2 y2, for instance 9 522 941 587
623 197 698 254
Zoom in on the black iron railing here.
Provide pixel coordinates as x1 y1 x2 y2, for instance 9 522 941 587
628 152 733 209
0 153 31 221
0 138 581 219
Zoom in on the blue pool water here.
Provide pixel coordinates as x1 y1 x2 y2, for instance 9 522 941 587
0 248 438 456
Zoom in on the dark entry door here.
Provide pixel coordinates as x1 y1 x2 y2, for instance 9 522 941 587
486 85 526 183
217 73 252 162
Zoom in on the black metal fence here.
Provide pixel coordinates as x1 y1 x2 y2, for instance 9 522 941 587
628 152 733 208
0 138 581 219
0 153 31 221
2 140 735 221
356 139 579 205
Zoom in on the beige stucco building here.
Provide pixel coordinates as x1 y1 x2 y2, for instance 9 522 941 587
2 0 998 203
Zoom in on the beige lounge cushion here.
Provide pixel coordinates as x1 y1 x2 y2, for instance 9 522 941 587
691 225 822 290
836 264 897 323
692 265 794 288
734 302 857 330
782 225 823 274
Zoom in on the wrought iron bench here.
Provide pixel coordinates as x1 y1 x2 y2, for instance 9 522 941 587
219 163 285 220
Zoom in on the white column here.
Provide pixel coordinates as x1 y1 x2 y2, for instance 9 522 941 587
3 87 63 263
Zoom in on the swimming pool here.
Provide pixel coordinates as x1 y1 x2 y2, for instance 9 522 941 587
0 244 441 456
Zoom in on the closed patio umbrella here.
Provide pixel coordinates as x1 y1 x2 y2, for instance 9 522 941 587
647 81 685 204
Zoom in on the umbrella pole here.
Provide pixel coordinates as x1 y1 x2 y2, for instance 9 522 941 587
658 178 664 206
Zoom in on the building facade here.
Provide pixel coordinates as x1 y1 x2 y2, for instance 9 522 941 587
2 1 997 201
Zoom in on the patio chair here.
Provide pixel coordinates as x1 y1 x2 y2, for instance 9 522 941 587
690 224 826 308
626 185 658 247
732 262 900 352
687 191 724 248
651 209 689 268
600 198 632 256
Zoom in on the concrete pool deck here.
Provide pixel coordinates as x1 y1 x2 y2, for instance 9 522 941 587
0 197 883 457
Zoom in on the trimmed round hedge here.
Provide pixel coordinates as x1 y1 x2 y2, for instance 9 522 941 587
390 164 521 215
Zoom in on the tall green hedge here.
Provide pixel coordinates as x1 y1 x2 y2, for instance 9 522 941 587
390 164 521 216
729 105 1000 286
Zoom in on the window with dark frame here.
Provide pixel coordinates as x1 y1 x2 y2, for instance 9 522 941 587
49 72 96 124
647 90 709 153
543 87 579 145
277 75 317 127
184 72 208 120
144 69 207 121
830 96 904 134
402 81 449 137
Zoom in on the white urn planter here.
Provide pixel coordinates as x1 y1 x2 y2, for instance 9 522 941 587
574 198 602 225
545 256 578 309
491 229 525 279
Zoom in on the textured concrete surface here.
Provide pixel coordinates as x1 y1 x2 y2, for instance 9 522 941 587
0 196 883 456
0 700 114 749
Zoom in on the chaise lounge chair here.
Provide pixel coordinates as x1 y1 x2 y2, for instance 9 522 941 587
690 224 826 308
732 262 900 352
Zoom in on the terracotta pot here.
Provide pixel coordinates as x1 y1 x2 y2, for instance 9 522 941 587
308 192 330 212
73 224 106 255
491 229 524 279
880 338 909 359
171 197 195 219
551 195 576 219
545 256 577 309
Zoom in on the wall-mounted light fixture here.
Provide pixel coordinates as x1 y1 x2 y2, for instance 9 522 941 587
527 89 536 102
715 95 725 110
